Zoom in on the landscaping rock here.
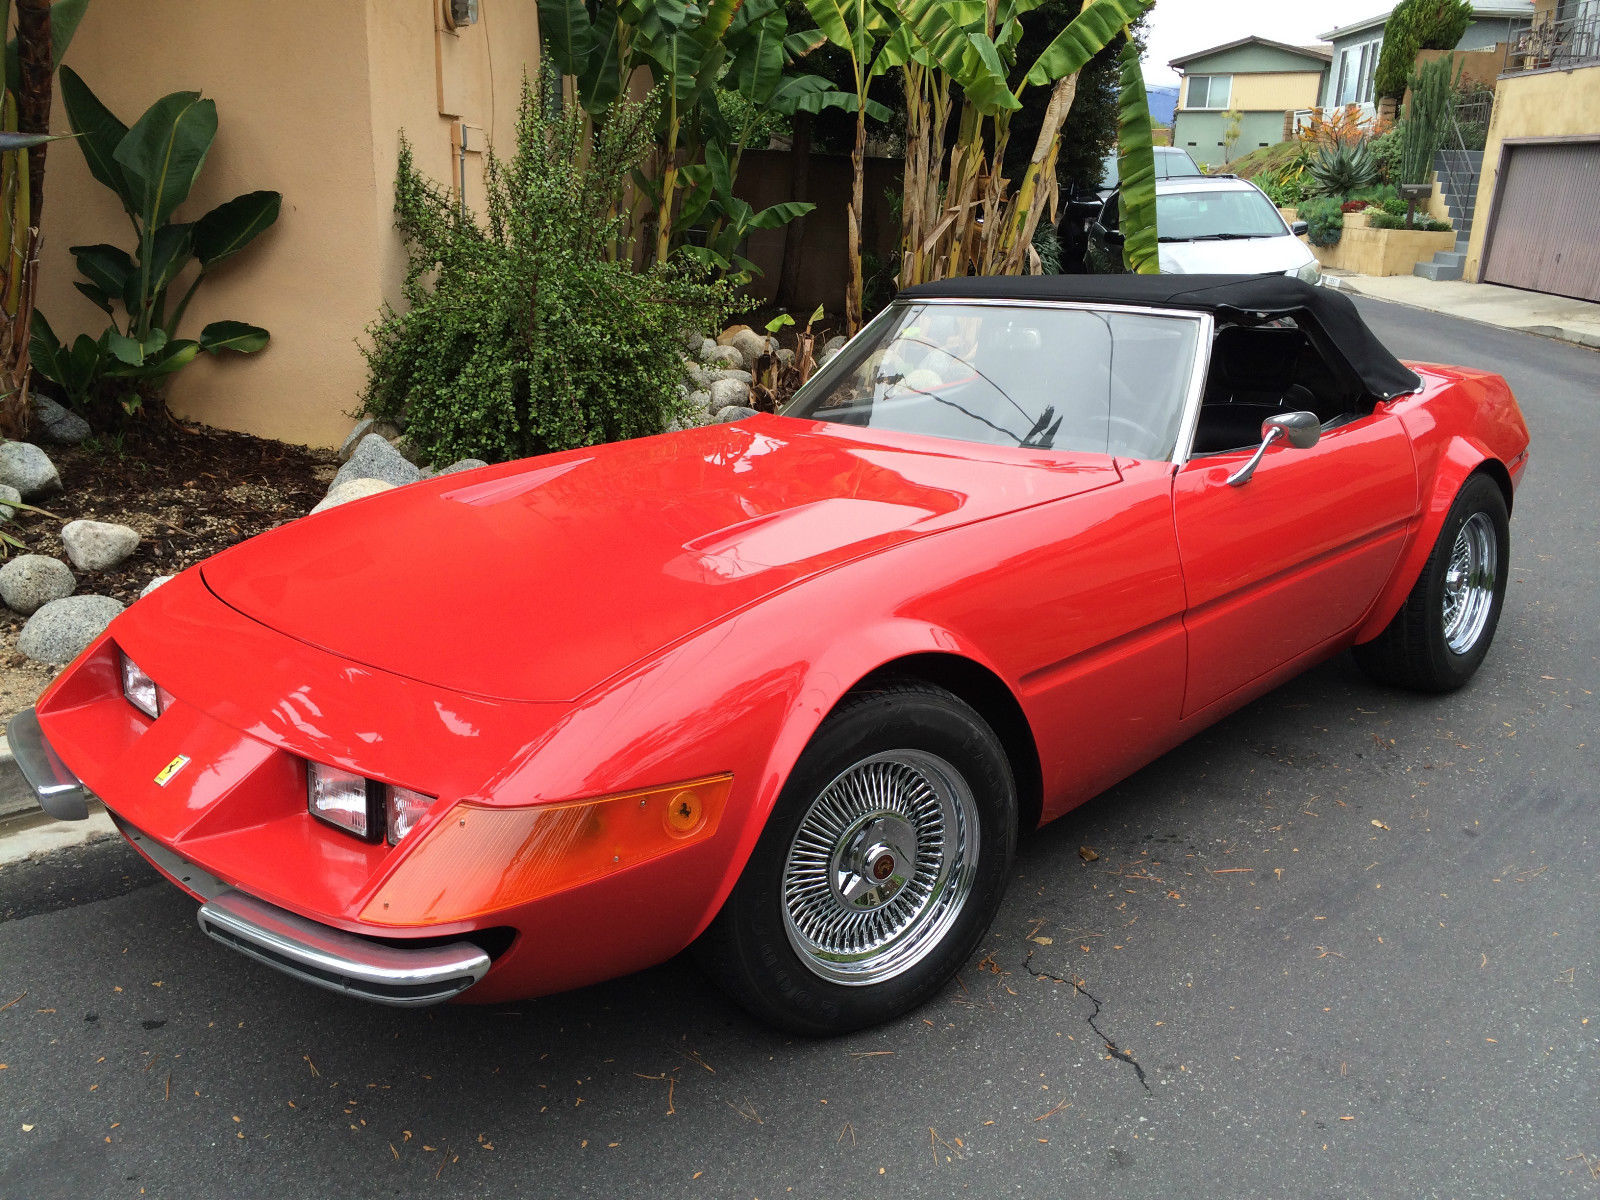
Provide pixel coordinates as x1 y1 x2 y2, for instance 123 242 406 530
698 338 719 362
684 329 705 354
18 594 123 664
331 433 423 491
140 575 174 599
707 369 753 386
709 378 751 411
822 334 848 357
729 328 768 371
339 418 402 462
714 405 758 423
61 520 141 572
702 344 743 370
30 395 90 445
0 554 75 615
688 389 713 413
716 324 754 346
0 441 61 499
685 362 713 391
776 349 796 369
438 458 488 476
0 483 20 520
310 477 395 515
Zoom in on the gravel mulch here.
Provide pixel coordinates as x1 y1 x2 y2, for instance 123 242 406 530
0 422 338 722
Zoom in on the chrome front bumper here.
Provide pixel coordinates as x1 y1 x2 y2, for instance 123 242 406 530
7 707 91 820
126 813 491 1007
9 707 489 1007
196 891 491 1008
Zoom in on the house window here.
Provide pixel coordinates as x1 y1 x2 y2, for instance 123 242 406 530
1334 37 1382 105
1186 74 1232 110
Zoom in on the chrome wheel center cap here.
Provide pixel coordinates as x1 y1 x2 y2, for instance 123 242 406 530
832 814 917 910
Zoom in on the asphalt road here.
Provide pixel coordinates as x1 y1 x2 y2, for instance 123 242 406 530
0 299 1595 1200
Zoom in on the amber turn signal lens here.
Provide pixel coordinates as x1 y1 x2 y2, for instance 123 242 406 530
359 775 733 927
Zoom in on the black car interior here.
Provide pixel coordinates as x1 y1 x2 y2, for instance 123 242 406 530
1191 320 1366 454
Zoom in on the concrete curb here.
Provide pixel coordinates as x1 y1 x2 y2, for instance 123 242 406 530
0 732 39 822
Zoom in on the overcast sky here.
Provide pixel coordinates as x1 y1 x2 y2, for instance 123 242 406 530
1139 0 1389 87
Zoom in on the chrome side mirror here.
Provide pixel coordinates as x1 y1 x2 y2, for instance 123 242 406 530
1226 411 1321 487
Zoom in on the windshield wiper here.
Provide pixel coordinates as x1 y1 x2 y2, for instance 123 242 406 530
1157 232 1273 242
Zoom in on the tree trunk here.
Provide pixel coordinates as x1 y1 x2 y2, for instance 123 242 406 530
776 111 812 312
16 0 52 221
845 110 865 334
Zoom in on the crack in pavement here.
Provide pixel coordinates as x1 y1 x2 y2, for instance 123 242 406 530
1024 951 1151 1094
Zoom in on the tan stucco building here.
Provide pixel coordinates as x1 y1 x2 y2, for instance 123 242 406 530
38 0 542 448
1464 0 1600 300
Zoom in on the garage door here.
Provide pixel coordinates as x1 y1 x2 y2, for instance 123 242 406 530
1482 140 1600 302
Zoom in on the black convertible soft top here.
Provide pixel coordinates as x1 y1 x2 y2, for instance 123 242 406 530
897 274 1423 403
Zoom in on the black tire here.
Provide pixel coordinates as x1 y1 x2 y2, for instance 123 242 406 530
1354 472 1510 692
695 680 1017 1036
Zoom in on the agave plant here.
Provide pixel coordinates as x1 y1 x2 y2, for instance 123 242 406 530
1307 140 1380 200
31 66 280 417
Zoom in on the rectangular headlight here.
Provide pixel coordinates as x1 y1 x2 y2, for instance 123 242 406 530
120 653 160 719
307 762 379 841
385 786 437 845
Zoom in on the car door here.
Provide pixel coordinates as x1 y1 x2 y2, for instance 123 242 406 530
1172 409 1418 717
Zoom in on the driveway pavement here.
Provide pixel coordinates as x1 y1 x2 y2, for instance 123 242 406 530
0 298 1595 1200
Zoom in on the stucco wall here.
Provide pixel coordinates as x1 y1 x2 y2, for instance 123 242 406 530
36 0 539 449
1464 63 1600 279
1310 221 1458 274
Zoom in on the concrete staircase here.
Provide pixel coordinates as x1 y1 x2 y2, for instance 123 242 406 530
1412 149 1483 281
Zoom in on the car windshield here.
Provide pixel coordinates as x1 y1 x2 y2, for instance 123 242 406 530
784 302 1200 460
1156 187 1288 241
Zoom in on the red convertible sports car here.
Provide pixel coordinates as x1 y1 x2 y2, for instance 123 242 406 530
13 275 1529 1034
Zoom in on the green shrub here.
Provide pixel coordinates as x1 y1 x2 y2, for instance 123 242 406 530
361 78 732 465
1307 140 1379 199
1258 174 1306 207
1368 211 1454 232
1298 196 1345 247
1370 124 1405 184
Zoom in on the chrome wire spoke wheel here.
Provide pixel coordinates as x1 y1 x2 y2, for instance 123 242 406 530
781 750 980 986
1441 511 1498 654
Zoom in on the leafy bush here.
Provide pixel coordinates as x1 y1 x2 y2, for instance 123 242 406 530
32 68 280 422
361 79 732 465
1258 174 1306 208
1031 220 1063 275
1368 211 1454 232
1298 196 1345 247
1307 140 1380 199
1370 124 1405 183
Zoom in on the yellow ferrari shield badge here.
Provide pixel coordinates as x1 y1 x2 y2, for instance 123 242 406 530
154 755 190 787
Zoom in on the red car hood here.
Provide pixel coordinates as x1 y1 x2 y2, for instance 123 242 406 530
200 415 1118 701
